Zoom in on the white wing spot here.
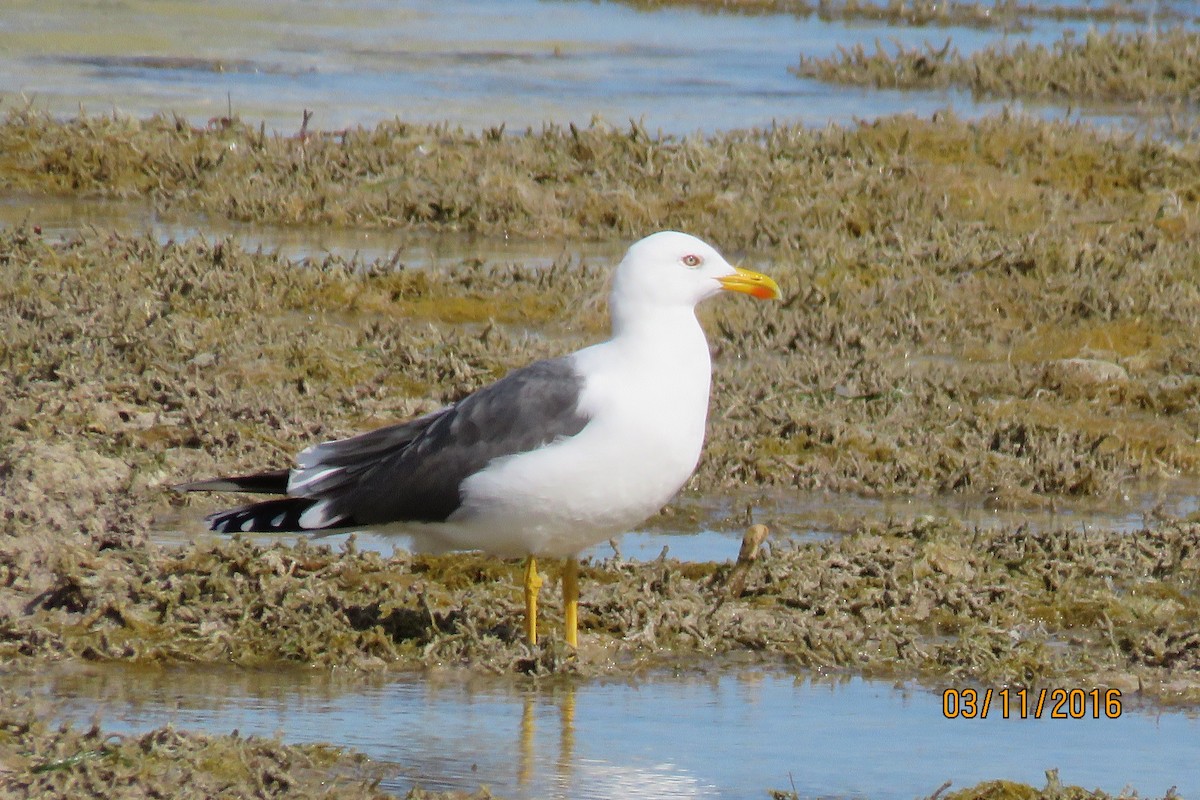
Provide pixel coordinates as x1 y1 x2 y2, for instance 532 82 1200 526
298 500 339 530
271 513 287 528
240 518 254 532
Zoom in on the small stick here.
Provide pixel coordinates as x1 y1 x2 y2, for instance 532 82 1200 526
726 524 769 598
298 109 313 141
930 780 953 800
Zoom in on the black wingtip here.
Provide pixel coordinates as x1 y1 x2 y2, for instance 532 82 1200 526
205 497 324 533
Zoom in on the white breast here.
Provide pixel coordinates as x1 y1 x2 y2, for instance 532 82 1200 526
442 308 713 557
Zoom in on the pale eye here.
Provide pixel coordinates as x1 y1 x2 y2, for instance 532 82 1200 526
681 254 703 268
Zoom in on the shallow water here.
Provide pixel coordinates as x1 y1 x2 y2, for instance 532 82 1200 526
156 477 1200 564
0 191 622 269
16 662 1198 799
1 0 1171 135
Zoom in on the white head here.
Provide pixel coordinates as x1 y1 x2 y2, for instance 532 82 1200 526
610 231 780 330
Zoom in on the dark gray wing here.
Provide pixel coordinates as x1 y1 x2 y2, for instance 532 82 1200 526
290 356 591 526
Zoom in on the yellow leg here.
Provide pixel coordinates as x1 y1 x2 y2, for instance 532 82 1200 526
524 556 543 645
563 557 579 648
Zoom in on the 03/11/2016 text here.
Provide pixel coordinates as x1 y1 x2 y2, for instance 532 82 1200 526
942 688 1123 720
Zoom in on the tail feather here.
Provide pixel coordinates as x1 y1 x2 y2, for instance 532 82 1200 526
177 469 359 533
206 497 355 533
174 469 290 495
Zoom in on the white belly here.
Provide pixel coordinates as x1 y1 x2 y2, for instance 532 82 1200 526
423 326 713 558
446 420 703 556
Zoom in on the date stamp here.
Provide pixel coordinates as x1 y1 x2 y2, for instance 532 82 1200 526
942 688 1122 719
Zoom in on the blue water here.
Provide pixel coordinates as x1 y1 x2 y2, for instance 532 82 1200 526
22 664 1199 799
2 0 1182 135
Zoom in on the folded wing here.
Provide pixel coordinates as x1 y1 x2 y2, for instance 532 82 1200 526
178 357 591 533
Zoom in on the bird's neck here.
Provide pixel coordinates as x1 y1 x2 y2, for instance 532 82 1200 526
610 302 710 365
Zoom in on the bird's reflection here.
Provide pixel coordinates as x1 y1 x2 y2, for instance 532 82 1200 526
558 684 576 789
31 661 722 799
518 681 577 797
519 690 536 786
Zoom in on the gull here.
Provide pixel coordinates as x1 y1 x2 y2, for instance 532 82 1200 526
177 231 780 646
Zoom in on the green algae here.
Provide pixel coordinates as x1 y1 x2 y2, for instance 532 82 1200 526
608 0 1181 30
775 769 1176 800
796 28 1200 107
3 108 1198 248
